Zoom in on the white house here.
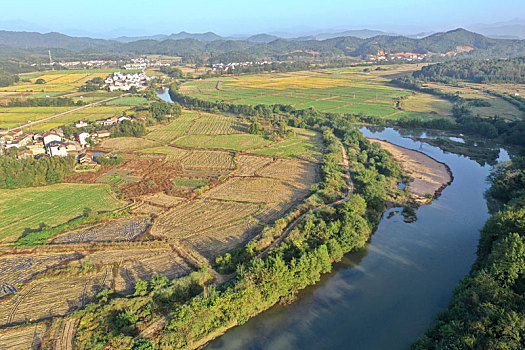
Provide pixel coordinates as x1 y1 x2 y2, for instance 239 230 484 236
76 132 91 146
47 141 68 157
75 120 89 128
42 132 62 146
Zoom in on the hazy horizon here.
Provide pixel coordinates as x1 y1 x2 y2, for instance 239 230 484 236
0 0 524 39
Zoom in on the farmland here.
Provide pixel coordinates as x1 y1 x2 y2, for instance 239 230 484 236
52 216 151 243
0 108 321 334
179 65 454 119
0 68 150 132
0 183 125 243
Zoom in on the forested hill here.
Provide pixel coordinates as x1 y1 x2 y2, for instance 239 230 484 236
413 57 525 83
0 28 525 61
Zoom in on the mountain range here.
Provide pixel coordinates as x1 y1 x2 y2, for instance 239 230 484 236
0 28 524 63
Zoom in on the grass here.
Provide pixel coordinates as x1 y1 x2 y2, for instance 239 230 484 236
105 96 148 106
424 82 523 121
0 183 125 243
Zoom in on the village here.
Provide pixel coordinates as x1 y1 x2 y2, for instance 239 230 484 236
210 60 273 72
0 114 134 165
104 71 152 91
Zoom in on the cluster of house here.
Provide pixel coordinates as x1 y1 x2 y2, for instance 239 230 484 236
0 130 80 159
122 57 169 70
369 46 475 61
58 60 116 68
211 60 273 71
0 115 132 160
369 51 427 61
104 71 151 91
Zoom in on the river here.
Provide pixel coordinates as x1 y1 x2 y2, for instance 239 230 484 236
157 89 504 349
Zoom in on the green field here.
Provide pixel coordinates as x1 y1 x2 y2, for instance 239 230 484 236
145 111 201 143
253 128 323 161
0 183 125 243
105 96 148 106
179 67 453 119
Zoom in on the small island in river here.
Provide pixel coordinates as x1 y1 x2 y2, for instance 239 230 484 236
368 138 453 205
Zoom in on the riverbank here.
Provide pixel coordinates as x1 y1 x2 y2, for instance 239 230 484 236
368 138 453 205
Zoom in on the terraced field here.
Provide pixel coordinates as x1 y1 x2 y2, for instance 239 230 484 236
0 109 322 338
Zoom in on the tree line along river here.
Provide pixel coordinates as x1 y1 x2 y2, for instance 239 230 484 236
157 89 508 350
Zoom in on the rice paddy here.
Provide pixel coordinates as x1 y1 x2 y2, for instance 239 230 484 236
179 66 453 118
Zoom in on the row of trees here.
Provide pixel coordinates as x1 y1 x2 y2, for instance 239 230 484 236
413 157 525 349
6 97 84 107
0 155 76 189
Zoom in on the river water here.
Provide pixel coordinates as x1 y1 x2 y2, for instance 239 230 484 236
157 89 502 350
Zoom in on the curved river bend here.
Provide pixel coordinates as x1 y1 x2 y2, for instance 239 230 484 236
157 90 502 350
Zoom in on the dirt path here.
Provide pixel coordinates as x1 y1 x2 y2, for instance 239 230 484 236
54 318 77 350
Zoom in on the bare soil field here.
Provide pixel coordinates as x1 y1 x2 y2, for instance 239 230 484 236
0 268 111 327
202 177 308 204
120 161 183 198
113 252 194 292
369 139 452 204
0 322 48 350
234 154 274 176
52 217 151 244
182 219 263 263
151 199 260 239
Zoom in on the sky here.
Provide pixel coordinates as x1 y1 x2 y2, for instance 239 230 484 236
0 0 524 37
